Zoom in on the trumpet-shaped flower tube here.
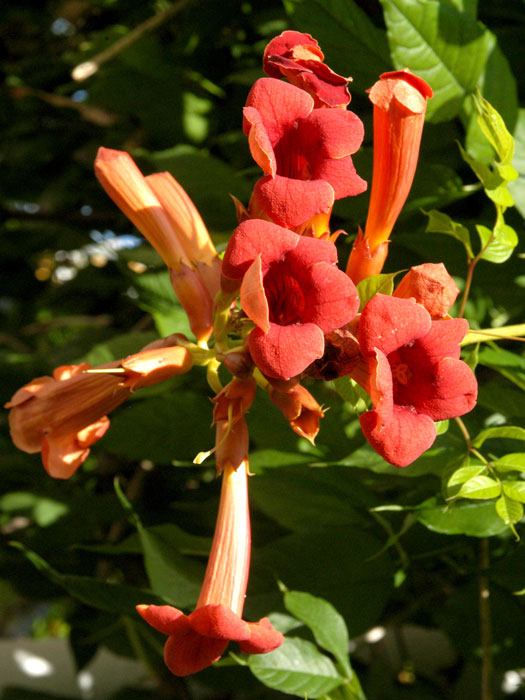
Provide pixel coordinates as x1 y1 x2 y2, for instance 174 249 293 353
95 148 220 341
213 377 257 474
243 78 365 233
222 219 360 380
137 462 283 676
353 294 477 466
5 338 192 478
346 71 432 284
263 30 351 109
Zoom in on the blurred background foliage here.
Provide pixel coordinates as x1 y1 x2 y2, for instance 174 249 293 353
0 0 524 698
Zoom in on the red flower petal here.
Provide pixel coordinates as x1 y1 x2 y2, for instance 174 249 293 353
359 295 432 356
239 617 285 654
263 31 324 77
222 219 300 281
378 70 433 101
249 322 325 379
292 234 338 267
299 109 364 158
240 255 270 332
244 78 313 146
243 106 277 177
263 31 350 109
251 175 335 229
136 604 185 635
300 262 359 332
41 435 89 480
312 155 367 199
400 356 478 421
413 318 469 363
164 617 228 676
360 405 436 467
189 604 250 641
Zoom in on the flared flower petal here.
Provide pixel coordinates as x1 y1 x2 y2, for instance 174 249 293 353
360 404 437 468
240 617 286 654
249 322 326 380
358 295 431 356
243 78 365 232
353 294 477 466
163 617 228 677
249 175 335 230
224 220 359 379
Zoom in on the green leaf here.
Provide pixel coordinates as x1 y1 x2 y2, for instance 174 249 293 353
502 481 525 505
331 377 369 411
256 528 394 637
417 498 507 537
130 271 192 338
284 590 351 675
380 0 491 122
476 221 518 264
477 346 525 391
435 420 450 436
447 464 486 490
248 637 344 698
12 543 158 614
250 467 369 531
465 36 518 163
284 0 391 93
496 494 524 525
493 454 525 473
357 272 399 310
115 481 204 607
509 109 525 218
104 392 213 463
473 426 525 448
457 475 501 500
425 209 474 259
474 92 516 166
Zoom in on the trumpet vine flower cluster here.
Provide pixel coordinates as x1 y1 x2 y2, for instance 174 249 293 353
5 31 477 676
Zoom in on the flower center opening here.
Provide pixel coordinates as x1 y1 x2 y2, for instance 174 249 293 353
264 261 306 325
388 350 413 386
274 125 311 180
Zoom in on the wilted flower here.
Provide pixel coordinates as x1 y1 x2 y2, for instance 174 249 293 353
263 30 351 108
268 382 324 442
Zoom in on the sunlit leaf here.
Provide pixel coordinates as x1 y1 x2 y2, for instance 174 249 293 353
248 637 344 698
381 0 491 121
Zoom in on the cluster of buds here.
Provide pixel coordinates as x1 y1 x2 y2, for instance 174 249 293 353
5 31 477 676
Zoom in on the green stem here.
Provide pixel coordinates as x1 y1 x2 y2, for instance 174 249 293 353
461 323 525 345
479 538 493 700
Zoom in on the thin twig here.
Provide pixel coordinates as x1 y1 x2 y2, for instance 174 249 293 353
479 538 493 700
72 0 190 81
